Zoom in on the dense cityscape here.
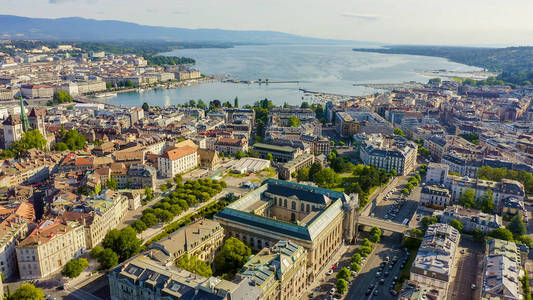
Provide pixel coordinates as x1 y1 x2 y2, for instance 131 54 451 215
0 11 533 300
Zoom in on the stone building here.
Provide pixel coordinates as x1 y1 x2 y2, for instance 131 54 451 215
409 223 460 298
420 185 452 208
148 219 224 263
2 115 23 149
358 134 418 176
215 178 358 283
278 153 315 180
108 250 262 300
238 240 307 300
157 146 198 178
16 220 86 279
481 239 522 300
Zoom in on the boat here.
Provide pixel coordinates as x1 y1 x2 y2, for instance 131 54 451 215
92 92 117 98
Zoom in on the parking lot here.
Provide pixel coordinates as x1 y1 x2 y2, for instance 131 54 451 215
371 186 420 227
447 237 483 300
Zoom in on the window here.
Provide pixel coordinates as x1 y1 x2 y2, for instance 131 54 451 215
306 204 310 212
292 201 296 210
284 199 287 208
301 203 304 211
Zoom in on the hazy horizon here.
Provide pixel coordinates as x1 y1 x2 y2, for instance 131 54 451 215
2 0 533 46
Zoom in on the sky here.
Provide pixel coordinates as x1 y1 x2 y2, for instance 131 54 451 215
2 0 533 46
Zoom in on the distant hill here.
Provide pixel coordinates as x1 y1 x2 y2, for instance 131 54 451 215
0 15 333 44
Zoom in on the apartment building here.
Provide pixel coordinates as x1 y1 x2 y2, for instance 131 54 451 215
238 240 307 300
438 205 502 234
149 219 224 263
420 185 452 208
16 220 86 279
0 209 30 279
426 163 449 184
447 175 525 207
157 145 198 178
278 153 315 180
214 137 249 155
481 239 522 300
61 190 128 248
358 134 418 176
253 143 302 163
108 250 261 300
410 223 460 298
113 164 157 189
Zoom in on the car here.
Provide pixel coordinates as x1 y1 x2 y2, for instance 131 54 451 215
378 267 384 272
384 271 389 277
366 289 372 296
385 256 390 262
394 276 398 281
56 286 64 291
379 279 385 285
461 249 466 254
352 271 358 276
331 265 337 270
347 266 351 270
329 288 336 294
390 290 398 296
471 283 476 290
376 272 381 277
380 262 387 267
373 290 379 296
389 265 394 270
400 263 405 268
327 269 333 275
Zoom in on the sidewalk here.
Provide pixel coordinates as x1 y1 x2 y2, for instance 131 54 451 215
307 243 350 293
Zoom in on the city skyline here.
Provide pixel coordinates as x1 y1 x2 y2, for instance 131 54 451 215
2 0 533 46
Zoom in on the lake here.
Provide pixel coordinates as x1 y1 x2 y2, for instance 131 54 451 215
108 44 480 107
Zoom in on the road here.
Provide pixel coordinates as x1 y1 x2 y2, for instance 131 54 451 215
346 233 407 300
447 237 483 300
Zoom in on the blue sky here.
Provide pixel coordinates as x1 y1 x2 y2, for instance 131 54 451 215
2 0 533 45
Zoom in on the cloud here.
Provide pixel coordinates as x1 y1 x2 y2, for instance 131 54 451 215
49 0 97 4
341 12 380 21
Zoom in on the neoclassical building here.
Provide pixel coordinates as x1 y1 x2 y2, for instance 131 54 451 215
214 179 358 283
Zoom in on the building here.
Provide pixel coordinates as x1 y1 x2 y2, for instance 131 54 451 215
400 281 442 300
231 157 271 174
2 114 23 149
62 190 128 248
438 205 502 234
426 163 449 184
108 250 262 300
424 136 448 161
129 107 145 125
113 164 157 189
253 143 303 163
278 153 315 180
197 149 221 169
157 146 198 178
28 108 46 137
501 197 526 217
214 137 248 155
237 240 307 300
481 239 522 300
20 84 54 99
440 154 479 178
335 112 360 137
16 220 86 279
420 185 452 208
447 175 525 207
0 206 30 279
149 219 224 263
409 223 460 298
215 178 358 283
358 134 417 176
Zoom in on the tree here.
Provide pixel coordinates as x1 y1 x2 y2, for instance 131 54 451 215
8 284 45 300
197 99 207 110
336 278 348 294
351 253 362 265
141 212 158 227
62 129 86 150
361 238 373 248
358 246 372 257
107 178 118 190
458 189 476 208
142 102 150 111
234 97 239 108
418 147 431 158
131 220 147 233
5 129 48 157
313 168 339 189
421 216 438 231
54 142 68 151
473 228 485 242
337 267 351 281
266 153 273 161
516 235 533 248
61 258 89 278
350 262 361 272
370 226 382 237
370 232 381 243
296 167 309 182
177 254 213 277
476 190 495 213
394 128 405 137
308 162 323 181
508 215 527 236
98 248 119 269
52 91 73 104
488 228 514 241
102 227 142 262
144 187 153 201
288 116 301 127
428 78 442 84
214 237 251 276
449 219 464 232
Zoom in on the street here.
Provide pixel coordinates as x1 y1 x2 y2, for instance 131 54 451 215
346 233 407 300
447 237 483 300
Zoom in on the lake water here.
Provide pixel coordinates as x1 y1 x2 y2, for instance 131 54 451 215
108 44 480 107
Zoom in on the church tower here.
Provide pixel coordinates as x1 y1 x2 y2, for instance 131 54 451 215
28 108 46 137
19 98 30 132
